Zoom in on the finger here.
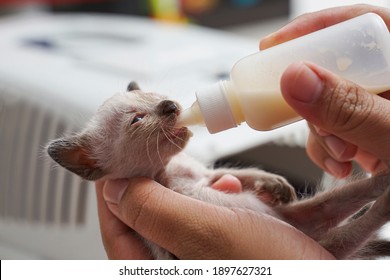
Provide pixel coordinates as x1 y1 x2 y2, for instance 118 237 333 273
310 124 358 162
260 4 390 50
354 150 389 174
95 180 152 259
306 129 353 178
322 135 357 162
103 177 238 259
309 124 358 163
103 178 335 259
308 125 388 176
281 62 390 162
211 174 242 193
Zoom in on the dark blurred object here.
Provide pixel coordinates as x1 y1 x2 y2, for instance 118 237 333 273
50 0 146 15
48 0 288 28
0 0 113 7
0 1 119 16
0 0 289 26
215 142 323 198
190 0 289 27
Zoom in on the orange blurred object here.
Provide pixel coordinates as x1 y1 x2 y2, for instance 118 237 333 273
181 0 218 15
149 0 187 23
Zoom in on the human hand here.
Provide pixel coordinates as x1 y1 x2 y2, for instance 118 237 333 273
260 4 390 177
260 4 390 51
95 180 152 259
95 177 335 260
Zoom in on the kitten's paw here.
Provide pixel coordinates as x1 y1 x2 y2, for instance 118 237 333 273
210 168 297 206
254 176 297 206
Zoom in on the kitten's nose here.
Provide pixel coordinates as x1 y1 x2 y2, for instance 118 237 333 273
158 100 179 116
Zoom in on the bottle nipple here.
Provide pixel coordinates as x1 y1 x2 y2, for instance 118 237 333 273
177 102 204 127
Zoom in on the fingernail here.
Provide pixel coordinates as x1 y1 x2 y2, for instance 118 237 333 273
287 62 324 103
260 33 277 49
313 125 330 137
103 179 129 204
324 158 346 178
324 135 347 159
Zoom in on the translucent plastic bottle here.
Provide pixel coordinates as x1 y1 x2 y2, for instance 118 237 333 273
178 13 390 133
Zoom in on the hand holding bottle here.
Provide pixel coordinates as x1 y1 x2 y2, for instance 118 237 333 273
180 10 390 134
261 4 390 177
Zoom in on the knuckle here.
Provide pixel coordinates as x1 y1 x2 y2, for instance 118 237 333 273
324 80 372 132
120 183 158 229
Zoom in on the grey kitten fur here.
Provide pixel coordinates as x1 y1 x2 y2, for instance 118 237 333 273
47 82 390 259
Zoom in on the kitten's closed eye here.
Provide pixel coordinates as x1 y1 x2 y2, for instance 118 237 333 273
131 114 145 125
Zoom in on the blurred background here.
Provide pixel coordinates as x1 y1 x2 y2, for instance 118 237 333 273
0 0 390 259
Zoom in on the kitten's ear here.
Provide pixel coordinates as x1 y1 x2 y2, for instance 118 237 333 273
127 81 140 91
47 136 105 181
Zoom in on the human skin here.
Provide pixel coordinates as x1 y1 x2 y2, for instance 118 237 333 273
96 176 334 260
261 4 390 177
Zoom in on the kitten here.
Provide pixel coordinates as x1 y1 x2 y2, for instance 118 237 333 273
47 82 390 259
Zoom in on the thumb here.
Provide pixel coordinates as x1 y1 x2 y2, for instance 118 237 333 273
103 177 241 259
281 61 390 161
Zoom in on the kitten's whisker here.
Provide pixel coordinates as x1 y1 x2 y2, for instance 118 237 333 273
162 123 184 150
162 126 184 151
156 129 165 167
146 125 159 165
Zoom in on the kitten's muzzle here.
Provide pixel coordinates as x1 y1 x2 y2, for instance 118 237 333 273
158 100 180 116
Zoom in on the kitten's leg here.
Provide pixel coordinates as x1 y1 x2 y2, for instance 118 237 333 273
352 239 390 259
210 168 297 206
275 171 390 238
319 188 390 259
145 239 176 260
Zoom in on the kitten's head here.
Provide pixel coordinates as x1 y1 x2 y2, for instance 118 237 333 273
47 82 192 180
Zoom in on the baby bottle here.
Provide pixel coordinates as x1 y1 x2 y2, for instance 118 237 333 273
178 13 390 133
